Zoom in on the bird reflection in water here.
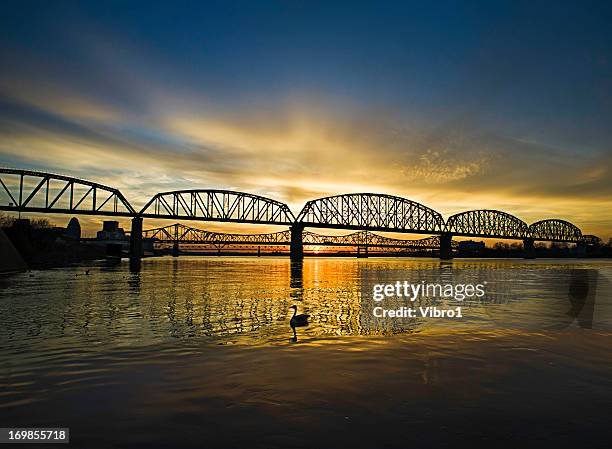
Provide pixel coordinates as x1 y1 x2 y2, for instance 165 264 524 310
289 260 307 342
289 305 309 343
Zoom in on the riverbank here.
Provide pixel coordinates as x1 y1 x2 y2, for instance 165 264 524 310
2 224 105 270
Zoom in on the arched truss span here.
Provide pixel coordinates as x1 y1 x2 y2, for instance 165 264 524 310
445 209 530 239
582 235 602 245
139 190 295 225
0 168 135 216
296 193 444 233
529 219 582 242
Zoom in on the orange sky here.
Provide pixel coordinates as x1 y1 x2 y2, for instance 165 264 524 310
1 102 610 240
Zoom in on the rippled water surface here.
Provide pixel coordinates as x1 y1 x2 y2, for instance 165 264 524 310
2 257 612 448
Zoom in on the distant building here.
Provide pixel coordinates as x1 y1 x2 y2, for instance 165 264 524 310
458 240 486 254
96 221 127 241
64 217 81 239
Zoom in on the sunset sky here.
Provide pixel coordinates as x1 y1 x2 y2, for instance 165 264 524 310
1 1 611 238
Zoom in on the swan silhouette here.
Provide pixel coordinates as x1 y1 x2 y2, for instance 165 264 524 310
289 305 309 327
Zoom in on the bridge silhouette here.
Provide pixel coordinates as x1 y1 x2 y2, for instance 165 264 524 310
0 168 600 262
141 222 452 256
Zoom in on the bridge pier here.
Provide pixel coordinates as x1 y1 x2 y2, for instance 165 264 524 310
523 238 535 259
357 245 369 258
575 241 587 258
290 224 304 260
172 242 179 257
439 233 453 260
129 217 143 269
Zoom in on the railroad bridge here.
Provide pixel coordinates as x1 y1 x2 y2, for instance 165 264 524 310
0 168 598 263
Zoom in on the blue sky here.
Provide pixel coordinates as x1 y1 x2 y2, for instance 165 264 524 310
1 1 611 236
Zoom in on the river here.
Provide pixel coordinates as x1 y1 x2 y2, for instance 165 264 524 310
1 257 612 448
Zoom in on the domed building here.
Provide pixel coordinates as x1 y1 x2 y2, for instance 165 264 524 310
65 217 81 240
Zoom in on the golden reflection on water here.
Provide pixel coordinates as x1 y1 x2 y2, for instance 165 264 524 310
0 257 611 349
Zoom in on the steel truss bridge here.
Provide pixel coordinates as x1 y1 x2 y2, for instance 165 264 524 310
141 223 452 251
0 168 601 260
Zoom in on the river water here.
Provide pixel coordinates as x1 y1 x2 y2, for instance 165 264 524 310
1 257 612 448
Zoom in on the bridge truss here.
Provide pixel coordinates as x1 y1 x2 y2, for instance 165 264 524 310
141 223 449 249
0 168 135 216
139 190 295 225
529 219 583 242
445 210 530 239
296 193 445 233
582 235 602 245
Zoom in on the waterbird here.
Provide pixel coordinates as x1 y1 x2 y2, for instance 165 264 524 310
289 305 309 327
85 269 90 275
